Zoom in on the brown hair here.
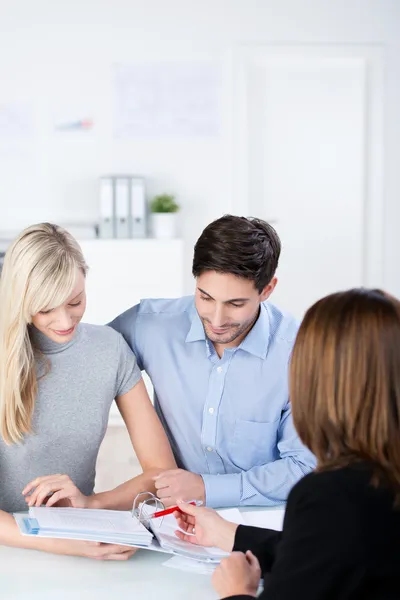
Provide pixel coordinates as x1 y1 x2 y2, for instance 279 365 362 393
291 288 400 503
192 215 281 293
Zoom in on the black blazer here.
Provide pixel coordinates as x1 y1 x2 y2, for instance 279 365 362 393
226 464 400 600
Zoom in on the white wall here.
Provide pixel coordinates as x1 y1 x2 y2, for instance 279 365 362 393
0 0 399 296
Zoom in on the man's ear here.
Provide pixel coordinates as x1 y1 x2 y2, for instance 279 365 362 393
259 276 278 302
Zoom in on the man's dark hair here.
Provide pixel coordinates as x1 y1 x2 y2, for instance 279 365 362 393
192 215 281 293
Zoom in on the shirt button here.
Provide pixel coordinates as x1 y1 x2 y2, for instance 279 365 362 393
208 408 214 414
217 366 223 373
206 446 213 452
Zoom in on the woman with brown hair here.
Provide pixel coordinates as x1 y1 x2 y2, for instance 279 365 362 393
174 288 400 599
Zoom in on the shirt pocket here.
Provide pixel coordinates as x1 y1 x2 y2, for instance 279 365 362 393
229 418 280 471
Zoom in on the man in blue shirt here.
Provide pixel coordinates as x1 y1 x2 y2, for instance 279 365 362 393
109 215 315 508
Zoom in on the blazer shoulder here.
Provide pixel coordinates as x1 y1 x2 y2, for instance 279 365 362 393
288 467 373 522
293 466 352 488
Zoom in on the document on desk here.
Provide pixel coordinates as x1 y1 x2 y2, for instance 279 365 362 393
162 555 217 575
141 505 244 563
160 514 241 575
13 506 243 564
14 507 153 547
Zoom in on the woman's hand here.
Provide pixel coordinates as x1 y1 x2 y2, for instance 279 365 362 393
212 551 261 598
22 474 91 508
174 502 238 552
53 539 138 561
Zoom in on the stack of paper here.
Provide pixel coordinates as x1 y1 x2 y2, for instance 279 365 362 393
162 555 217 575
13 504 284 567
13 505 240 563
159 508 285 575
142 504 233 563
14 507 153 547
159 511 243 574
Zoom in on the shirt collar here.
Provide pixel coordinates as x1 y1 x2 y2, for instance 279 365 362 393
185 302 206 343
238 303 271 359
185 300 271 359
29 324 81 354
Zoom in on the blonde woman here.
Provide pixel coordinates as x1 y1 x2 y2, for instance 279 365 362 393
0 223 176 560
174 289 400 599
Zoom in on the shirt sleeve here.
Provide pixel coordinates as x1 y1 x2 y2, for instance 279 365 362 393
114 333 142 398
108 304 144 371
201 402 316 508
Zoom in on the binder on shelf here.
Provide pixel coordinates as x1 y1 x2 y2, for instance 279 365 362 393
115 177 130 238
129 176 146 238
99 177 115 239
98 174 147 239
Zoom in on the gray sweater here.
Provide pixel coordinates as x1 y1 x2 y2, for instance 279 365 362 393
0 323 141 513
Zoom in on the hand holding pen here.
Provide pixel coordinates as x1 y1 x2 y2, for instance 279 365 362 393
150 499 202 519
173 502 239 552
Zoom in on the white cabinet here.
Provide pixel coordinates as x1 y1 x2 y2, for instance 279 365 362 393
78 238 184 425
78 239 184 325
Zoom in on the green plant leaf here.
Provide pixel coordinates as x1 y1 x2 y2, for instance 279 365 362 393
150 194 179 213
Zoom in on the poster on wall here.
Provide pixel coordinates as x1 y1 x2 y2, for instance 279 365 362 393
113 63 220 138
0 102 35 164
0 102 34 140
52 101 94 133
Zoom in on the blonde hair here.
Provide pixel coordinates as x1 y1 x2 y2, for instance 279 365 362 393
290 288 400 504
0 223 88 444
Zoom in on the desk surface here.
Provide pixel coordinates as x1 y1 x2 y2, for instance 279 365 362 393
0 545 215 600
0 507 283 600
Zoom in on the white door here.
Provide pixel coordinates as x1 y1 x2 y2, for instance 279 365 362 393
233 46 383 319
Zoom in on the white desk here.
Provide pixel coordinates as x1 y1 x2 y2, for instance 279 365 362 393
0 545 215 600
0 508 284 600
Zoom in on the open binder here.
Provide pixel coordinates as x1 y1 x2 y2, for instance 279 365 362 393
13 492 229 564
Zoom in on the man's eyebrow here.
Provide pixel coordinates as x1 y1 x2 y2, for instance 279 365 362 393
198 287 214 299
198 288 249 303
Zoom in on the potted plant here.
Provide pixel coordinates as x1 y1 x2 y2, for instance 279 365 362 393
149 193 179 239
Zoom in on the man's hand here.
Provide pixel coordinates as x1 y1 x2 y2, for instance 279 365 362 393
154 469 205 506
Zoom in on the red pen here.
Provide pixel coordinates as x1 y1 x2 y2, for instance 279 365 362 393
151 500 202 519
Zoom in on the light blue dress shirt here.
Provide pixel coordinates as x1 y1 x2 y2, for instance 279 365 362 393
109 296 316 508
